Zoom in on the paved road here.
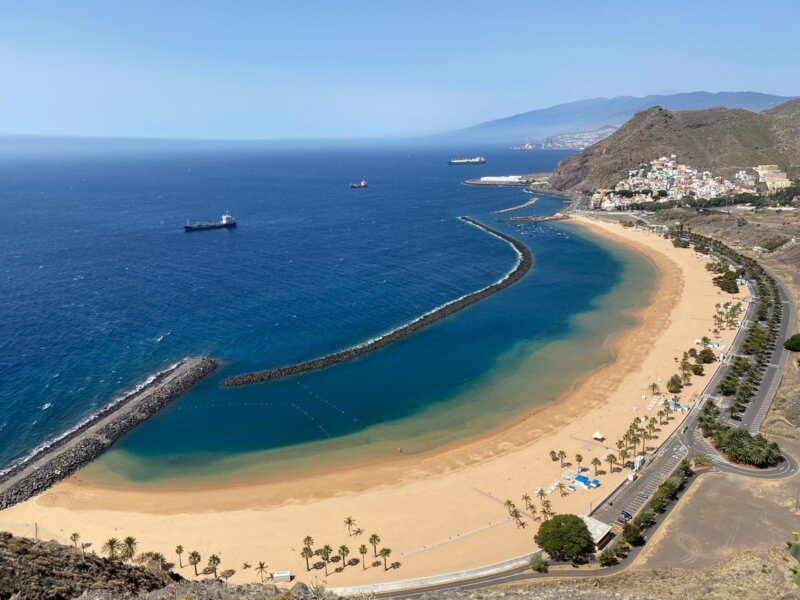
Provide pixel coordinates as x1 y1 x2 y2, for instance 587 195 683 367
369 242 798 599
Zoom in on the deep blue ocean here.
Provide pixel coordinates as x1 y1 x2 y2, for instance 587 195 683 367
0 144 650 482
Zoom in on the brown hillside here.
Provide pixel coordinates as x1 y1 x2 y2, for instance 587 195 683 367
551 99 800 191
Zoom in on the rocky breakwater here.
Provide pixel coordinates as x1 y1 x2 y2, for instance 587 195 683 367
223 216 532 387
0 357 218 510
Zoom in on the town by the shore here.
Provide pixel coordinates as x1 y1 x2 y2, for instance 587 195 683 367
0 216 748 588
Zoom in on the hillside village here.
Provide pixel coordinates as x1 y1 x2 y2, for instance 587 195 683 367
590 155 794 210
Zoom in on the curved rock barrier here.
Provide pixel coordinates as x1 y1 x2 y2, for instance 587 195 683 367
0 357 218 510
222 216 532 387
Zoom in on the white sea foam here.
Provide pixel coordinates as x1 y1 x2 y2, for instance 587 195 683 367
0 360 185 478
40 403 52 411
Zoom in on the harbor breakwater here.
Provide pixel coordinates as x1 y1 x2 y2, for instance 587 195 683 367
222 217 532 387
0 357 218 510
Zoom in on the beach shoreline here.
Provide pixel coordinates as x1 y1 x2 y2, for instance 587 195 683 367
0 216 746 587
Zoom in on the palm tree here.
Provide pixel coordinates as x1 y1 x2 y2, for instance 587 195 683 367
301 546 314 571
521 493 532 511
541 499 554 520
528 502 539 521
616 440 625 459
369 534 381 557
557 449 566 467
657 409 666 425
591 456 601 475
606 453 617 473
575 454 583 472
650 382 660 396
208 554 221 578
344 516 356 536
619 448 629 466
102 537 121 560
150 552 166 570
379 547 392 571
630 435 640 456
255 561 268 583
175 545 184 568
359 544 368 569
69 532 80 548
321 545 332 576
536 489 547 502
188 551 201 576
241 562 251 570
549 450 558 462
556 482 567 497
338 544 350 568
121 536 138 560
303 535 314 550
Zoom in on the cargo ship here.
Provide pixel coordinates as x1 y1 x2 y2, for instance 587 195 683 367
350 179 368 189
184 212 237 232
448 156 486 165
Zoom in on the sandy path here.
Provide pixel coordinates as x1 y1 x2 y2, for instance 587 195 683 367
0 217 746 587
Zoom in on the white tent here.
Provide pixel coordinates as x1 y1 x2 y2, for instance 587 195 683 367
592 431 604 441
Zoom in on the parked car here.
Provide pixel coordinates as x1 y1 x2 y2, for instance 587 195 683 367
621 510 633 520
636 490 649 500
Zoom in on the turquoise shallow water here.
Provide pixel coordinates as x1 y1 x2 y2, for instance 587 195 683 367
0 144 655 484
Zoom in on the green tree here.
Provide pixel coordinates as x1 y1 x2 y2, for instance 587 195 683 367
175 545 184 568
575 454 583 472
623 522 644 545
667 374 683 394
533 514 595 563
208 554 221 578
321 545 332 575
121 536 138 560
549 450 558 462
303 535 314 550
344 516 356 536
379 547 392 571
369 534 381 557
102 537 121 560
69 532 80 548
591 457 601 475
785 334 800 352
359 544 368 570
338 544 350 569
188 551 201 576
557 449 567 467
301 546 314 571
606 453 617 473
256 561 268 582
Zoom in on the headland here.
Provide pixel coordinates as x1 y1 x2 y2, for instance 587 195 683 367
0 217 747 588
221 217 532 387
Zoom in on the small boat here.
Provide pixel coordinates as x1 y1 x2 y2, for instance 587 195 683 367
448 156 486 165
184 212 237 232
350 179 368 189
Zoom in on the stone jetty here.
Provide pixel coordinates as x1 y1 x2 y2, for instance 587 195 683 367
222 217 532 387
0 357 218 510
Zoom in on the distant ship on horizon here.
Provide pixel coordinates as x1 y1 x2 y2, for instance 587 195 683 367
184 212 237 232
350 179 368 189
448 156 486 165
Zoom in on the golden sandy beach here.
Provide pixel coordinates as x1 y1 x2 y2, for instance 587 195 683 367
0 216 748 587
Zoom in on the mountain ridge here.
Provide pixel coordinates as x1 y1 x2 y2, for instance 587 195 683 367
550 99 800 192
443 92 795 144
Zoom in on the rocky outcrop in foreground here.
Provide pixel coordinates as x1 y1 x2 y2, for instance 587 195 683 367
0 357 218 510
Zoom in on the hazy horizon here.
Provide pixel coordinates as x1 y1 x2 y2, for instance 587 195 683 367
1 1 799 139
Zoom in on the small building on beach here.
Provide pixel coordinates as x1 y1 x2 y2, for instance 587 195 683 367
581 515 615 549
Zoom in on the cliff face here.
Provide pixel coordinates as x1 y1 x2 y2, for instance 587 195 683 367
551 99 800 191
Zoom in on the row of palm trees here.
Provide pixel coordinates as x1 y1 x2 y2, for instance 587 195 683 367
504 491 556 528
301 531 393 575
69 531 262 586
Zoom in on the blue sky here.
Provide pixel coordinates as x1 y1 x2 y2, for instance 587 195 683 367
0 1 797 139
